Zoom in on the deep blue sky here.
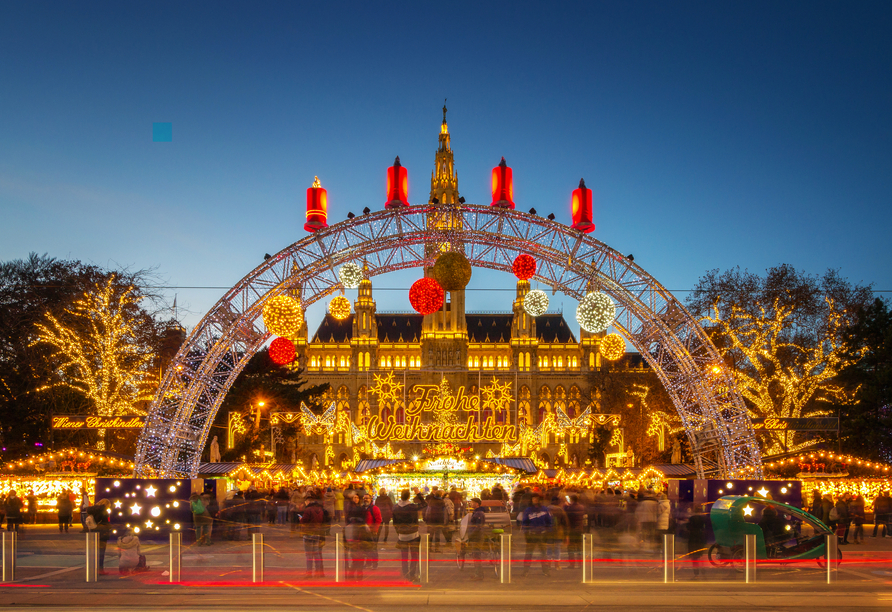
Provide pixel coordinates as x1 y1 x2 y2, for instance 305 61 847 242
2 1 890 335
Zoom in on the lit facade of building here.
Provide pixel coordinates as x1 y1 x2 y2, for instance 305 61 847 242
289 111 650 469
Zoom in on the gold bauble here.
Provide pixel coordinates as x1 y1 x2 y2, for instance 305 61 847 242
600 333 625 361
262 295 304 337
432 251 472 291
328 295 351 320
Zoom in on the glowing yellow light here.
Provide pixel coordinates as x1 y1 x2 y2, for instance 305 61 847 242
130 503 141 515
262 295 304 337
781 487 788 494
523 289 549 317
328 296 351 320
150 507 161 517
169 486 177 493
172 501 179 508
144 485 157 497
600 334 625 361
174 523 181 530
113 480 120 487
338 262 363 289
743 506 754 516
756 488 769 497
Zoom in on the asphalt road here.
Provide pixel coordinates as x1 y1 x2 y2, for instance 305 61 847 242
3 524 892 610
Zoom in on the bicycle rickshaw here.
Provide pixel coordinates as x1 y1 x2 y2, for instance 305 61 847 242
455 500 512 575
707 495 840 570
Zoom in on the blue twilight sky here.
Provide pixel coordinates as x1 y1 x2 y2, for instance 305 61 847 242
1 1 891 336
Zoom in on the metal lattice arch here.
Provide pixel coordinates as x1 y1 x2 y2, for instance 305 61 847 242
135 204 762 479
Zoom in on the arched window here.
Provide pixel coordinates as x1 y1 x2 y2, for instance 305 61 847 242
568 386 582 419
537 386 552 424
519 386 532 425
554 386 567 417
589 352 595 368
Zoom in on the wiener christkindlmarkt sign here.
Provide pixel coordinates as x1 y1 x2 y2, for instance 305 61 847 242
51 415 146 430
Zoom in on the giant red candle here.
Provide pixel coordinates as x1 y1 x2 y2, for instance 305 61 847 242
571 178 594 233
304 176 328 232
385 156 409 208
490 157 515 209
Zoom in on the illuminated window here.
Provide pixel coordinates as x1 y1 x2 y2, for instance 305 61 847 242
339 357 346 368
379 356 386 368
473 357 480 368
571 356 578 368
525 353 531 371
589 352 595 368
468 357 473 368
325 356 331 368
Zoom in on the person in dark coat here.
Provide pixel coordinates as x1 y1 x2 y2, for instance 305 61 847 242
821 495 834 526
873 491 891 538
86 499 112 574
850 494 866 544
26 490 38 524
5 490 24 531
375 488 394 542
424 490 448 552
299 491 329 578
519 493 553 576
835 495 851 544
565 494 586 563
686 509 708 579
392 490 427 582
467 498 487 580
57 489 74 533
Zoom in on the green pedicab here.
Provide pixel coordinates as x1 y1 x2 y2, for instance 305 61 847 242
707 495 841 571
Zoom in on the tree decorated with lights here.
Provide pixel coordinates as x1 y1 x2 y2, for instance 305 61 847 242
34 276 158 450
688 265 872 454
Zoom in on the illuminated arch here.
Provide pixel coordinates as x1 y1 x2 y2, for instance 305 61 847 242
135 204 760 479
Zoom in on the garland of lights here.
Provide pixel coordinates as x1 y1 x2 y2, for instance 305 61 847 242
523 289 549 317
600 333 625 361
409 277 445 315
328 295 351 320
338 262 363 289
262 295 304 336
512 254 536 280
268 337 296 365
576 291 616 333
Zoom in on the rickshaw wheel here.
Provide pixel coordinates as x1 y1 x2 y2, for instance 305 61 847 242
816 548 842 569
728 547 746 572
707 544 731 567
455 544 466 570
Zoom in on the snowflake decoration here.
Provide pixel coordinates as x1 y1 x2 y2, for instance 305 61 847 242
480 376 514 412
370 371 404 404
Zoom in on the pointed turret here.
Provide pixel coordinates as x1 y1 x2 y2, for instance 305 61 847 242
429 101 459 205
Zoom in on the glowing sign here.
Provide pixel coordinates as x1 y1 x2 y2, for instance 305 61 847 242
52 415 146 429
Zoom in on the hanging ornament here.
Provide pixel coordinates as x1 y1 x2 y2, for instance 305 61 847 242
523 289 549 317
576 291 616 333
338 262 363 289
409 277 445 315
512 254 536 280
262 295 304 337
269 337 297 365
432 252 472 291
599 333 625 361
328 295 351 320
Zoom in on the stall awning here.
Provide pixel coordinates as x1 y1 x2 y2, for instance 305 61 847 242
353 459 403 473
483 457 538 474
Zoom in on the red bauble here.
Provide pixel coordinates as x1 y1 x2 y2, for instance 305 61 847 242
409 277 445 315
512 254 536 280
269 337 296 365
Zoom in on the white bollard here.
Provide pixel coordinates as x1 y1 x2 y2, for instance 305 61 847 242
582 533 592 584
663 534 675 583
252 533 264 583
744 534 756 583
500 533 512 584
420 533 430 584
1 531 15 582
826 534 838 584
169 532 181 582
85 532 99 582
335 532 342 583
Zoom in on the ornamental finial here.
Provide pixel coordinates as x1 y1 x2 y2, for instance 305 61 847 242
312 176 321 188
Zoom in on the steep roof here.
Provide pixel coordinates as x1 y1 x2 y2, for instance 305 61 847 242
310 312 576 344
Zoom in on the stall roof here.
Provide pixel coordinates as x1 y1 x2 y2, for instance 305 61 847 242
353 459 403 473
483 457 538 474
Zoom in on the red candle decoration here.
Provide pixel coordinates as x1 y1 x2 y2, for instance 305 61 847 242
571 178 595 233
512 254 536 280
385 156 409 209
409 277 445 315
490 157 515 209
304 176 328 232
269 337 296 365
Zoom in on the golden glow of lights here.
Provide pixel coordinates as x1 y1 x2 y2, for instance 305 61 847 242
338 262 363 289
144 485 157 497
576 291 616 333
328 296 351 320
756 487 769 497
599 334 625 361
262 295 304 337
523 289 549 317
743 505 754 516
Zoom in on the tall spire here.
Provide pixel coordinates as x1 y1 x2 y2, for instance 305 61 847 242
430 101 459 205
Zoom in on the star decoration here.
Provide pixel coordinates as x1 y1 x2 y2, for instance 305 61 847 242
743 506 754 517
144 485 157 497
145 520 153 528
114 501 122 509
756 487 769 497
130 503 142 515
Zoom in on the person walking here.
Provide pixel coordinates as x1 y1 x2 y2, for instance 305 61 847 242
5 490 23 531
872 491 891 538
635 489 659 547
375 488 393 543
57 489 74 533
362 493 383 569
656 492 672 540
202 491 219 544
86 499 112 575
851 494 866 544
565 494 586 565
26 489 38 525
392 490 427 583
334 487 345 523
546 496 568 570
344 500 370 581
424 490 448 552
299 490 329 578
79 486 91 533
467 498 487 581
520 493 553 577
834 494 851 544
190 493 213 546
686 508 708 579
